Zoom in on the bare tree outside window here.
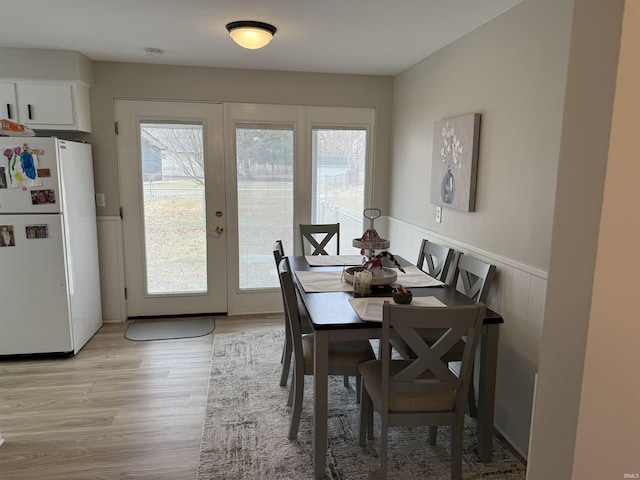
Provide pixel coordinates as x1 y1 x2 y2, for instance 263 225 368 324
313 128 367 253
141 123 205 185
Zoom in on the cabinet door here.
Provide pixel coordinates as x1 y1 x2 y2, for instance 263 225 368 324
0 82 17 121
17 83 75 126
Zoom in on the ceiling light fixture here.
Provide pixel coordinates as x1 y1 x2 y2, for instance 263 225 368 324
226 21 277 49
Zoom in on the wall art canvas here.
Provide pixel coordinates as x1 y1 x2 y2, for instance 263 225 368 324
430 113 481 212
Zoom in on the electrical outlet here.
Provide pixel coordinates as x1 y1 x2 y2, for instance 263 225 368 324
436 206 442 223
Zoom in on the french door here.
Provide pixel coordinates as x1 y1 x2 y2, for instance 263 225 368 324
116 100 227 317
224 104 375 314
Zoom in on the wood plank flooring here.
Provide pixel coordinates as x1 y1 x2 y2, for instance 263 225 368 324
0 315 283 480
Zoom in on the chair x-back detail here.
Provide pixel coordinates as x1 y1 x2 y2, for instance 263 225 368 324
299 223 340 256
416 239 454 282
278 257 375 439
359 302 485 479
449 253 496 304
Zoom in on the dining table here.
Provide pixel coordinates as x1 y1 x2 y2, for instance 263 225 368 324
288 254 503 479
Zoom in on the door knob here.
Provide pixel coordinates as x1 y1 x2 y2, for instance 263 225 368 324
215 226 224 234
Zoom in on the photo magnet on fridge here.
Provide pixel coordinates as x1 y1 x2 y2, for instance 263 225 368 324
30 189 56 205
26 224 48 239
0 225 15 247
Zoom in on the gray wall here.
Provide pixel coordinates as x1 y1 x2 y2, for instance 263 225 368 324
389 0 573 271
388 0 574 456
88 62 393 217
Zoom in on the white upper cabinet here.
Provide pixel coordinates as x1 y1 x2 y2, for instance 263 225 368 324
0 80 91 132
0 82 17 121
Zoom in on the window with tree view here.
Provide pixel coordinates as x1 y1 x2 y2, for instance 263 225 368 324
236 125 294 290
140 122 207 294
312 128 367 254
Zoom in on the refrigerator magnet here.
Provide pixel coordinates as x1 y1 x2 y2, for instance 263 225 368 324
0 225 15 247
3 145 43 189
26 224 48 239
37 168 51 178
0 167 6 189
30 189 56 205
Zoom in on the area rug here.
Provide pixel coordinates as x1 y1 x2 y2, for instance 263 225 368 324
124 317 215 341
197 328 526 479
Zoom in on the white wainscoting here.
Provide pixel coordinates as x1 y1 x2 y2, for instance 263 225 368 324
96 216 126 323
378 216 546 459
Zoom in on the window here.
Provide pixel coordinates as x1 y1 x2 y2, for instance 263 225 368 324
236 125 294 289
140 122 207 294
312 128 367 254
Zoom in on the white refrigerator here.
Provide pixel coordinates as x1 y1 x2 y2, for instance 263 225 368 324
0 137 102 355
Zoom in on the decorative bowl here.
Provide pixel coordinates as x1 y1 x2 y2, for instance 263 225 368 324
392 290 413 304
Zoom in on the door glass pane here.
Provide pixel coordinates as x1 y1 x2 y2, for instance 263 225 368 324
140 122 207 294
312 128 366 253
236 125 294 290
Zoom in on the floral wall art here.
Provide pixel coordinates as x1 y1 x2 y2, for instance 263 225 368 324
430 113 481 212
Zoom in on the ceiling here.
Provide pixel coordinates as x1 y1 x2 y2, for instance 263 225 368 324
0 0 522 76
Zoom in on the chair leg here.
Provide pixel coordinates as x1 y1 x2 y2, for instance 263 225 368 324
359 381 370 447
451 423 464 480
287 374 294 407
429 426 438 445
343 375 349 388
288 365 304 440
380 417 389 479
467 366 478 417
367 395 374 441
355 375 361 403
279 327 292 387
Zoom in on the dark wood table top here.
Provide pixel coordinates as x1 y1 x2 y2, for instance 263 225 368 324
289 255 503 331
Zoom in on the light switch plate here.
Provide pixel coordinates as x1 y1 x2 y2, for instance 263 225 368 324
96 193 106 207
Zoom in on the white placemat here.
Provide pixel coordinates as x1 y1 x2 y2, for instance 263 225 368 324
305 255 366 267
348 296 447 322
294 270 353 292
391 266 445 288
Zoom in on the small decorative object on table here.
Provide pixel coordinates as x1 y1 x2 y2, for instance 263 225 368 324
344 208 405 289
392 285 413 304
353 269 372 297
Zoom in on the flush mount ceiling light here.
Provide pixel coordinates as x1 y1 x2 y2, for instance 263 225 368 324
226 21 277 49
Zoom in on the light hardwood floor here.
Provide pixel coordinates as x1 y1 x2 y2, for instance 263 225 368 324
0 315 283 480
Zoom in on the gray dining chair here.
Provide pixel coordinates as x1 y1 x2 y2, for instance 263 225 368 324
299 223 340 256
447 252 496 416
273 240 313 389
278 257 375 439
392 252 497 417
359 302 485 480
416 239 455 282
